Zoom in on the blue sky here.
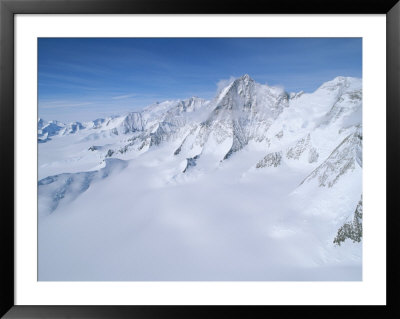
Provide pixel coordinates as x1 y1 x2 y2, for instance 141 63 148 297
38 38 362 122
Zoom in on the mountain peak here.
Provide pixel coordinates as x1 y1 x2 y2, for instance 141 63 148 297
318 76 361 92
238 74 253 82
226 74 255 92
187 96 202 102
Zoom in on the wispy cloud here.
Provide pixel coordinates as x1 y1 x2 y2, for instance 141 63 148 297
111 94 137 100
39 101 94 109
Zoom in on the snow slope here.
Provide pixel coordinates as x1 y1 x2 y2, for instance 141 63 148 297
38 75 362 281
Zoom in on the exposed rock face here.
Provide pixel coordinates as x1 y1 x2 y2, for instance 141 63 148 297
318 81 362 129
286 134 311 160
275 130 284 139
120 112 144 134
308 147 319 163
300 127 362 188
334 197 363 246
61 122 84 135
88 146 101 151
256 152 282 168
149 122 175 147
183 154 200 173
105 149 114 157
173 75 290 162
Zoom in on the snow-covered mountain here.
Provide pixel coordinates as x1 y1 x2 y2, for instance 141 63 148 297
39 75 361 165
38 75 362 281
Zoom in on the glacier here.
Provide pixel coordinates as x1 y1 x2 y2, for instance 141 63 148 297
38 74 362 281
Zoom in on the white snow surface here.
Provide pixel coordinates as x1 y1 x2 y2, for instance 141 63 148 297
38 75 362 281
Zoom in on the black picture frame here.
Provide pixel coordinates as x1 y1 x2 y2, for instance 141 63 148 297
1 0 399 318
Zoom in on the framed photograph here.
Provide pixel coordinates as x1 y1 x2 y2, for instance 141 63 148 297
1 0 398 317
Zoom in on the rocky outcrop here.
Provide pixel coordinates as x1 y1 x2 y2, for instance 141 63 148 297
300 127 362 187
182 155 200 173
256 152 282 168
334 197 363 246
